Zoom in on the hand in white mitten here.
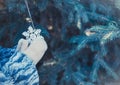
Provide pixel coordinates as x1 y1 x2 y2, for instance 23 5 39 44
16 36 48 64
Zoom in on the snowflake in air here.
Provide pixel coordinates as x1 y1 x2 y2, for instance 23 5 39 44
22 26 41 42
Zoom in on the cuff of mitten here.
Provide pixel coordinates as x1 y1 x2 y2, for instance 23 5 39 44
13 51 36 65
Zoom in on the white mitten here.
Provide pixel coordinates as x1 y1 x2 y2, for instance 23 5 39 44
16 26 48 64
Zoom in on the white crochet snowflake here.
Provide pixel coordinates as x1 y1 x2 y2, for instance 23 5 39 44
22 26 41 42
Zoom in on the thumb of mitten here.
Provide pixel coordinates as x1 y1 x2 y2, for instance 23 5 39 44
16 38 29 52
